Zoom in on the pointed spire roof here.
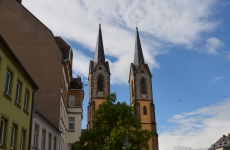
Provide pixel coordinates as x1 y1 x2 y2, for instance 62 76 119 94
134 27 145 65
94 24 105 62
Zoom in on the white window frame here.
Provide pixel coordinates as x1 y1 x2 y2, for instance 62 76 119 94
69 95 75 107
20 130 25 150
68 117 75 131
41 129 46 150
68 143 72 150
48 133 52 150
24 91 28 111
53 137 57 150
15 82 21 104
4 71 11 94
11 125 16 149
33 125 38 147
0 119 6 146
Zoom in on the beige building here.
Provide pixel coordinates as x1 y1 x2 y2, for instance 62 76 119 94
128 27 159 150
0 1 84 149
209 134 230 150
0 35 38 150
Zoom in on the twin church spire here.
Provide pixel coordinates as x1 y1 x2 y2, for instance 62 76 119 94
134 27 145 65
88 24 158 150
94 24 145 65
94 24 105 63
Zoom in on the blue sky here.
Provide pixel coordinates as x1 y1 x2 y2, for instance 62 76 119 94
23 0 230 149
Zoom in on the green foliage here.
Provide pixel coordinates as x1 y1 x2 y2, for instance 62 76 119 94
72 93 153 150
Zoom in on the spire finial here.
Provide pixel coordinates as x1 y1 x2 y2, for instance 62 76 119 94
98 18 102 26
135 21 139 29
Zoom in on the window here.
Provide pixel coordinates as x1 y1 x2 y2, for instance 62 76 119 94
99 67 102 70
141 70 144 73
97 75 103 91
131 80 134 96
143 106 147 115
15 82 21 104
68 118 75 130
0 119 6 146
24 91 29 111
53 137 57 150
141 78 147 94
11 125 17 149
20 130 25 150
33 124 39 147
69 95 75 107
4 70 11 95
41 129 46 150
48 133 52 150
68 143 72 150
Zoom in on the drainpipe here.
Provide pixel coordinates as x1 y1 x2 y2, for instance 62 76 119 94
28 89 37 150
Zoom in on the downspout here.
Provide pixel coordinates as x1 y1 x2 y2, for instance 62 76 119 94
28 89 38 150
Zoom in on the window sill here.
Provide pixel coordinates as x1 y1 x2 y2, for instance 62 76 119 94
0 145 7 149
3 92 12 101
14 101 21 109
23 109 29 115
68 129 75 132
31 146 39 150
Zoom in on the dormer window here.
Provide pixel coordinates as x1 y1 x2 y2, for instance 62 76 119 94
141 70 144 73
99 67 102 70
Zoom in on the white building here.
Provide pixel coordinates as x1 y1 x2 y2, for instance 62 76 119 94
31 110 61 150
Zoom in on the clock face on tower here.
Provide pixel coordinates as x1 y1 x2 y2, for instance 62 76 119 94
141 94 147 100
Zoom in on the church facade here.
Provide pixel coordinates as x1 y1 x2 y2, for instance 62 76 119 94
87 25 159 150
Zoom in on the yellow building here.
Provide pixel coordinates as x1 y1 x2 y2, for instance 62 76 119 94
0 35 38 150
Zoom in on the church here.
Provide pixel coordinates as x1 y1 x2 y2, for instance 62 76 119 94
87 24 159 150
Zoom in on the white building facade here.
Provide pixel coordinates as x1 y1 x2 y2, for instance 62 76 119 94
31 110 61 150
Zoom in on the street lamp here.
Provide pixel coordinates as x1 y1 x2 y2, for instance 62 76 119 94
122 134 132 150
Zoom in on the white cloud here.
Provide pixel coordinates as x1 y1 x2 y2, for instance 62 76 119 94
23 0 220 84
159 98 230 150
72 49 91 78
205 37 223 55
223 51 230 60
211 76 225 83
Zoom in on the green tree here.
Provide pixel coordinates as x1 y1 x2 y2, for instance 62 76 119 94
72 93 153 150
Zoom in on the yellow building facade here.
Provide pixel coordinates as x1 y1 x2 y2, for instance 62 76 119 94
0 35 38 150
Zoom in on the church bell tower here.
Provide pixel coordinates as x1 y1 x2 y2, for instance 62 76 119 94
87 24 110 129
129 27 159 150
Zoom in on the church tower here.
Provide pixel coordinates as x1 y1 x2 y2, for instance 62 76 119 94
87 24 110 129
129 27 159 150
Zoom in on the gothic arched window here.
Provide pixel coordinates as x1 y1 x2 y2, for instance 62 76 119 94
141 78 147 94
97 75 103 91
143 106 147 115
